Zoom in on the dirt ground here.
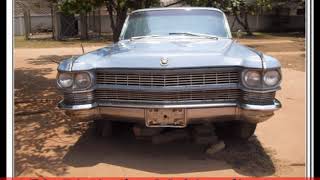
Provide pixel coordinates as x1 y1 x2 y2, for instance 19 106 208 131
14 35 306 177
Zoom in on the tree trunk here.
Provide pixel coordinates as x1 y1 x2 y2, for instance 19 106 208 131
93 10 96 32
243 13 253 36
80 12 88 40
105 1 128 42
51 6 54 39
23 10 31 40
106 1 116 41
113 8 127 42
231 16 236 31
98 8 101 38
164 0 184 7
233 9 253 36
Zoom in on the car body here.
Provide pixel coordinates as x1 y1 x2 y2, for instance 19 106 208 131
57 7 282 139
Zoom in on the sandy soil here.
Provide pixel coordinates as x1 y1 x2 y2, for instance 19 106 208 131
14 36 306 177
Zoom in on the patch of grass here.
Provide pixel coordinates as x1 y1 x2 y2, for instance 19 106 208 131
14 36 113 48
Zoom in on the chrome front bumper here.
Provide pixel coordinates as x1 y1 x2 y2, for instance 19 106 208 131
58 99 281 124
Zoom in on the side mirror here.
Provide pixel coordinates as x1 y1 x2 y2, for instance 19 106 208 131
236 29 242 39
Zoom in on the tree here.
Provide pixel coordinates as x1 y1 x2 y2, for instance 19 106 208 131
269 0 305 16
104 0 160 42
184 0 273 35
54 0 104 39
56 0 160 41
227 0 261 36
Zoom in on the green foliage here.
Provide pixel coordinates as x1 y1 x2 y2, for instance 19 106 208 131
112 0 161 10
53 0 161 41
184 0 273 15
184 0 304 14
57 0 104 14
183 0 281 35
270 0 304 8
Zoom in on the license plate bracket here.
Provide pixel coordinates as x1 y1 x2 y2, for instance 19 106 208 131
145 108 186 127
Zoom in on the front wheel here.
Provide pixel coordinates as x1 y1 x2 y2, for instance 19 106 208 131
214 121 257 140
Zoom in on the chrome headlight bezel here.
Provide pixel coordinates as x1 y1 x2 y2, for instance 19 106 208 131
57 71 94 90
57 73 74 88
243 70 262 88
263 70 281 87
242 68 281 90
74 73 92 89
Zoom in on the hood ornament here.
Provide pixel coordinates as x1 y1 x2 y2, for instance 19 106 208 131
160 57 169 66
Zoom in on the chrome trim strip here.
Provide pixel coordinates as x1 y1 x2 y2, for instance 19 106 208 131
58 101 98 110
240 86 281 93
96 99 238 104
95 67 241 73
131 7 225 14
58 99 281 111
240 99 281 111
254 49 265 70
95 83 239 92
58 85 279 94
99 102 238 109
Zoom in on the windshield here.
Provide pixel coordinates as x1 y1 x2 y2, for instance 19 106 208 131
121 9 231 40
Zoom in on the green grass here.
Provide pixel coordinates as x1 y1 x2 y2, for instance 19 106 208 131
14 36 113 48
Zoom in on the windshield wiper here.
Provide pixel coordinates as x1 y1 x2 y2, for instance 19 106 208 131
130 35 161 40
169 32 219 39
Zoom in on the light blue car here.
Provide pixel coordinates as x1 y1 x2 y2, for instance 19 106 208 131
57 7 282 140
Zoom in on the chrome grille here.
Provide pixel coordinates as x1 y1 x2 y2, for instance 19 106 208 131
242 91 276 105
96 70 239 87
63 69 276 105
95 89 241 102
63 90 277 105
63 92 94 105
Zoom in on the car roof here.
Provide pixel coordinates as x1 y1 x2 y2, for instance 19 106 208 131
131 7 224 14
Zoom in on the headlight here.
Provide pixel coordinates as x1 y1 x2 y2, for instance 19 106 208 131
243 70 261 87
57 73 73 88
263 70 280 87
74 73 91 88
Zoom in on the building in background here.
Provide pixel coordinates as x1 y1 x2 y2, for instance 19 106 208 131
14 0 52 36
14 0 305 36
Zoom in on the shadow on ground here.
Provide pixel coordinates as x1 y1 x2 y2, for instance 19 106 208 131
14 67 87 176
63 123 276 177
238 32 305 39
26 55 74 65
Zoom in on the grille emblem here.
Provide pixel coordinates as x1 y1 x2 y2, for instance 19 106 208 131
160 57 169 66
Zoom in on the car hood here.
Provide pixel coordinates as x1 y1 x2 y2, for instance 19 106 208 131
62 38 267 71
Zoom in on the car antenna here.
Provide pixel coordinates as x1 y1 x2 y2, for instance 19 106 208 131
81 43 85 54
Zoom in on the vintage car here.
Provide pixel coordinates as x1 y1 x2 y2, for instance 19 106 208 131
57 7 282 139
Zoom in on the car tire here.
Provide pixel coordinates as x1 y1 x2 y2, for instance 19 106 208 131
94 120 112 137
214 121 257 140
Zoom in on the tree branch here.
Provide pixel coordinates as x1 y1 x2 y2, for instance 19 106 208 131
164 0 185 7
232 8 246 28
